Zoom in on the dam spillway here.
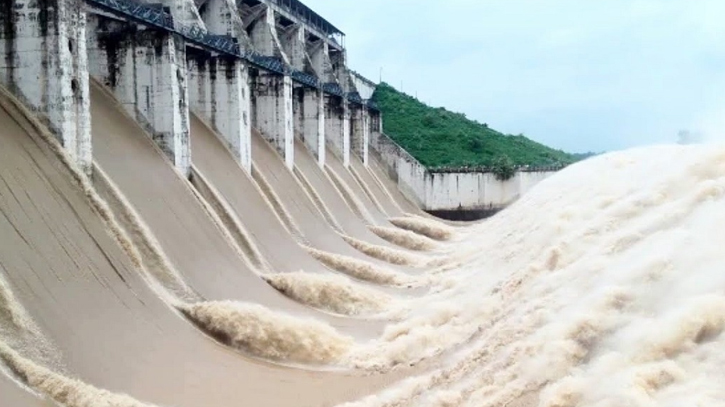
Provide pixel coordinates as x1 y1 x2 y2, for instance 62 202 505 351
2 1 725 407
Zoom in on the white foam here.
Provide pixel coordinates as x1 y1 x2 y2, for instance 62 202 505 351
263 272 392 316
338 144 725 406
180 301 355 365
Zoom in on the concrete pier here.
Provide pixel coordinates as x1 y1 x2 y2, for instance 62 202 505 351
188 56 252 172
325 49 357 167
370 111 383 154
189 0 252 172
349 71 379 166
297 88 325 166
351 106 370 165
325 94 350 167
280 24 306 71
280 24 324 166
247 6 285 59
255 72 294 169
86 19 191 175
247 6 294 169
0 0 92 173
308 42 330 77
305 40 338 165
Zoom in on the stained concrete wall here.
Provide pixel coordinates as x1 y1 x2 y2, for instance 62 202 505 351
245 5 295 169
86 17 191 175
424 171 554 210
293 87 325 166
0 0 92 173
370 132 557 213
188 56 252 172
351 106 369 165
308 41 335 83
191 0 253 172
350 72 376 100
325 95 350 166
280 24 307 71
202 0 253 50
256 73 294 169
248 6 288 63
280 19 324 166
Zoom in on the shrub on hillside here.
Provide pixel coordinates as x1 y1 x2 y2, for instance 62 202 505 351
492 155 516 181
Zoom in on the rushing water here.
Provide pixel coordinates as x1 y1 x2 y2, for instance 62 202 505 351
1 81 724 407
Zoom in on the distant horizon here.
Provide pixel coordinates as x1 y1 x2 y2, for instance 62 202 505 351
308 0 725 154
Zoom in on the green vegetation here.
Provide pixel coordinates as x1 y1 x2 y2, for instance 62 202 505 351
491 155 516 181
372 82 580 170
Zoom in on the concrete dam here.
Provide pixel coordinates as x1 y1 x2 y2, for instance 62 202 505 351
2 1 724 407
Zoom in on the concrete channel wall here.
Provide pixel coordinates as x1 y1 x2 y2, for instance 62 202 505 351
370 132 557 218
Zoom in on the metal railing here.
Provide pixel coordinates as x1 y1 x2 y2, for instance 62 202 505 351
245 53 287 75
177 24 242 56
87 0 174 30
346 91 363 104
322 82 344 97
290 70 320 88
427 164 567 174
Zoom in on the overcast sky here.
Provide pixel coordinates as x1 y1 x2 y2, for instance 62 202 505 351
305 0 725 153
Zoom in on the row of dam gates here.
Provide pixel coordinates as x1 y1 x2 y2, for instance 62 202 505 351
1 0 379 177
0 0 557 218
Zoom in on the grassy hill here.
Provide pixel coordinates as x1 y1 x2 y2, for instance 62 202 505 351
372 82 579 170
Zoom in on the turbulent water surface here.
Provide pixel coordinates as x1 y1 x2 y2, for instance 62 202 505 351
1 82 724 407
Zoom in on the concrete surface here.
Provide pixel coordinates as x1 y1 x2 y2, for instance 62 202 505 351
370 131 557 214
86 17 191 175
0 0 91 173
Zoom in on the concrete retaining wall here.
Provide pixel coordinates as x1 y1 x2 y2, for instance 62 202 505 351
370 132 557 215
424 170 554 210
